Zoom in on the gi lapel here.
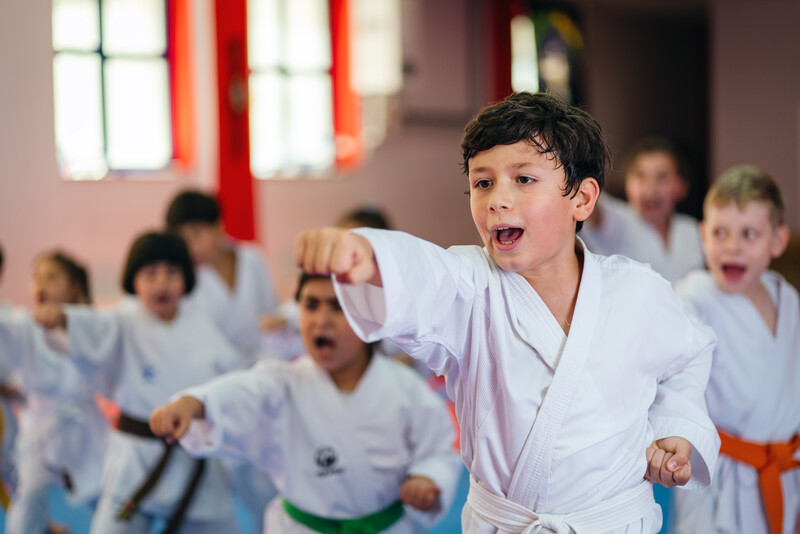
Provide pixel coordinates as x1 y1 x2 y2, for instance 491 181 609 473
506 245 602 510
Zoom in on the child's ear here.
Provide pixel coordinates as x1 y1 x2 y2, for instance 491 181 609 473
770 224 790 258
573 178 600 224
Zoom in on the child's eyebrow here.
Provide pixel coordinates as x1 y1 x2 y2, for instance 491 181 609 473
470 162 541 174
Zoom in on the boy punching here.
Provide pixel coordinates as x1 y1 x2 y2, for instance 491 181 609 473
296 92 720 533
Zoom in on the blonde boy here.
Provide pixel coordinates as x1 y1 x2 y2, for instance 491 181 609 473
672 165 799 534
296 92 720 533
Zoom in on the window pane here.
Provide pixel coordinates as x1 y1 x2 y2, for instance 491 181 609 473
104 58 172 169
249 73 284 178
511 15 539 93
52 0 100 52
248 0 280 69
102 0 166 56
285 0 331 71
288 74 333 171
53 53 108 180
351 0 402 95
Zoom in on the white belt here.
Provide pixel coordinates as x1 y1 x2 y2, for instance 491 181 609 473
466 475 655 534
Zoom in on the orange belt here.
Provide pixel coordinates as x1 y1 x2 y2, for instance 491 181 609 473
718 428 800 534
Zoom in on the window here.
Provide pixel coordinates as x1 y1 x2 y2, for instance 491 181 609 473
248 0 334 178
52 0 173 180
247 0 402 179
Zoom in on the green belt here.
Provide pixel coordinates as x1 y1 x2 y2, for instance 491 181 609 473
282 499 404 534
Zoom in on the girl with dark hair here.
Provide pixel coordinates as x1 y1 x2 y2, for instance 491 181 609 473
33 231 241 534
0 250 108 534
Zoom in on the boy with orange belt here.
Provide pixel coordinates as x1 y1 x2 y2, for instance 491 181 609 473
672 165 800 533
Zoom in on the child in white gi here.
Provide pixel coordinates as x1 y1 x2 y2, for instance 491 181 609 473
34 231 240 534
166 189 280 364
166 189 281 532
671 166 800 534
0 251 109 534
582 137 704 282
294 92 721 533
149 272 462 534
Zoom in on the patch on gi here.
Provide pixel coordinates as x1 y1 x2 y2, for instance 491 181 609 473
315 446 344 476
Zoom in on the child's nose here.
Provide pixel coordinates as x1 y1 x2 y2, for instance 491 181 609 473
488 184 512 211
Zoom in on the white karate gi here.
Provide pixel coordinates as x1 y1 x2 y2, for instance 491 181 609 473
581 195 704 282
179 354 463 534
0 308 108 534
333 229 720 534
56 301 241 533
671 270 800 533
181 242 281 531
183 242 279 363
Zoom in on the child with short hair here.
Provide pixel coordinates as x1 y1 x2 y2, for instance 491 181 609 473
33 231 240 534
0 250 109 534
150 272 462 533
295 92 720 533
671 165 799 534
582 137 704 282
166 189 280 364
166 189 281 532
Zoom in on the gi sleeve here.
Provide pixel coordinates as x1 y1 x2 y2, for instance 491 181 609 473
648 289 720 490
61 305 124 386
179 359 287 471
333 229 485 373
0 308 30 370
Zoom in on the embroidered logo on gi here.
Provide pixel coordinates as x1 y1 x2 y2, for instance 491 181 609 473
141 364 156 382
314 446 344 476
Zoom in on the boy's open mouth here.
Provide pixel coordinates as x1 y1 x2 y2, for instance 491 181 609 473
314 336 335 349
495 226 524 246
721 263 746 281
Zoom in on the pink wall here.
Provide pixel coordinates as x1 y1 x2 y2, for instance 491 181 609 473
0 0 219 305
710 0 800 229
0 0 478 306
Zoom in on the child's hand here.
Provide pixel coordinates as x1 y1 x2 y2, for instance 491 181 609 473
645 436 692 488
149 396 205 443
260 313 287 331
33 303 67 329
399 475 440 511
295 227 380 285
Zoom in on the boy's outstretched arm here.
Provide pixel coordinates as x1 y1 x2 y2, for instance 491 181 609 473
645 436 692 488
150 396 205 443
295 227 381 286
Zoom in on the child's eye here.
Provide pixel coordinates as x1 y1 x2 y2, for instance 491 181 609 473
743 228 758 239
473 179 492 190
712 228 727 239
517 175 535 184
302 298 319 311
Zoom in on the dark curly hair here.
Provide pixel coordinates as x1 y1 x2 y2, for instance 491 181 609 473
461 92 609 232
